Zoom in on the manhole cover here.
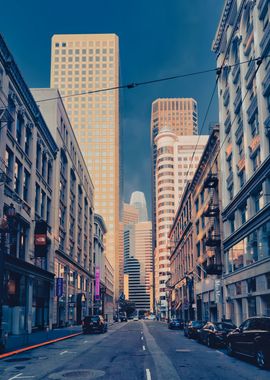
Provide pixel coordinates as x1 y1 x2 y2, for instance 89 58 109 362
49 369 106 379
5 357 31 363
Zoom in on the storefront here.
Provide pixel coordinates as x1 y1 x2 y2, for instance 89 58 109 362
3 254 54 335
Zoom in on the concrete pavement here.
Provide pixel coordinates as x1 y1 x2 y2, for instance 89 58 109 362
0 321 269 380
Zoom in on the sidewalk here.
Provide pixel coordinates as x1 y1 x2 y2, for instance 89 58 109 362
4 325 82 353
4 320 116 354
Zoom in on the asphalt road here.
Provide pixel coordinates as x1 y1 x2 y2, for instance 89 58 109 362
0 321 269 380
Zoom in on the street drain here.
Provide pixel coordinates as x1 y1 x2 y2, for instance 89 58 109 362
5 357 31 363
49 369 105 379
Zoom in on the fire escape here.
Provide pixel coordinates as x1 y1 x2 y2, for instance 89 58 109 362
202 173 222 276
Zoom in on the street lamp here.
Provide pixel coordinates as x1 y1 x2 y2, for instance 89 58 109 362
0 203 16 351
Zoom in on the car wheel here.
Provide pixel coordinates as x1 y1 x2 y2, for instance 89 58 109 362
227 342 234 356
256 350 267 369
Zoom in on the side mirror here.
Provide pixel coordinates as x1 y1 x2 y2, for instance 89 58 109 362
235 327 241 333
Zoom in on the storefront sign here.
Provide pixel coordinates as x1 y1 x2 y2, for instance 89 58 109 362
214 279 222 304
34 234 46 246
95 266 100 301
56 278 64 297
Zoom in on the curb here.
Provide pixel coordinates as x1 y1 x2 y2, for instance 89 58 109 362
0 332 82 360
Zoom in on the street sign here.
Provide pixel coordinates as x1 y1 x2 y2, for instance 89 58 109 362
95 266 100 301
56 278 64 297
214 279 222 304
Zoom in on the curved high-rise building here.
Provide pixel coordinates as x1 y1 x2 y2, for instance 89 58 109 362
155 127 208 317
130 191 148 222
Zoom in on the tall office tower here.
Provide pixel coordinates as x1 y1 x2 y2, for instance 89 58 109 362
151 98 198 251
130 191 148 222
155 127 208 318
123 203 139 225
50 34 120 298
123 195 153 311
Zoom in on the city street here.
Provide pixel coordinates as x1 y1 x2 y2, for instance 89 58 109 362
0 321 269 380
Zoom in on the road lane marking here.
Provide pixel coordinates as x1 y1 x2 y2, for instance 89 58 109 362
146 368 151 380
8 375 35 380
176 349 191 352
83 340 89 343
215 350 225 355
142 345 146 350
141 336 144 340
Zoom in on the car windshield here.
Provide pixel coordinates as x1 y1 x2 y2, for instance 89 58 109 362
254 318 270 331
192 321 203 327
215 322 236 331
85 316 99 323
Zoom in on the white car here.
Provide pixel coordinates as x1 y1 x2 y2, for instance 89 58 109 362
149 315 156 320
133 316 139 321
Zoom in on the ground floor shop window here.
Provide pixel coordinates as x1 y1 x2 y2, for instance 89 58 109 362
32 279 50 329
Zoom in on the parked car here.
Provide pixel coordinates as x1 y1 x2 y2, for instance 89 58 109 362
82 315 108 334
133 316 139 321
184 321 206 339
227 317 270 369
198 321 236 347
168 319 184 330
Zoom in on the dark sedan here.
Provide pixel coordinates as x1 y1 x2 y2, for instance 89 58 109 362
184 321 206 339
82 315 108 334
198 321 236 347
227 317 270 369
168 319 184 330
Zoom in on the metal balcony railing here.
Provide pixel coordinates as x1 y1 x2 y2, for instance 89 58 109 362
203 203 220 218
206 263 222 275
205 234 221 247
203 173 218 189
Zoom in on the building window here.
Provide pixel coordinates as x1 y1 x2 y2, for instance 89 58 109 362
14 159 22 195
196 242 200 257
47 197 51 225
250 113 259 137
253 187 263 213
239 170 246 187
252 149 261 171
195 199 199 212
35 184 40 214
41 191 46 219
16 115 23 145
196 221 199 234
240 202 247 224
25 127 31 156
36 143 41 172
47 161 52 186
42 153 47 178
23 169 30 202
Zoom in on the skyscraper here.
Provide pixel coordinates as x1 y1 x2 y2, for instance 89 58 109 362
130 191 148 222
154 127 208 317
150 98 198 313
50 34 120 297
151 98 198 254
123 194 153 311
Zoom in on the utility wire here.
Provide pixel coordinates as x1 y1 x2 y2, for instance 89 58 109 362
181 0 251 187
34 55 267 103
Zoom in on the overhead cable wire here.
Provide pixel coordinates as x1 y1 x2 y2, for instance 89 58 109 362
34 55 267 103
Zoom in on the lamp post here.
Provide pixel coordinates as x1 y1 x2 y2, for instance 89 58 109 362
0 203 16 350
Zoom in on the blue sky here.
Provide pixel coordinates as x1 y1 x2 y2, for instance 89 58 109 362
0 0 224 212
